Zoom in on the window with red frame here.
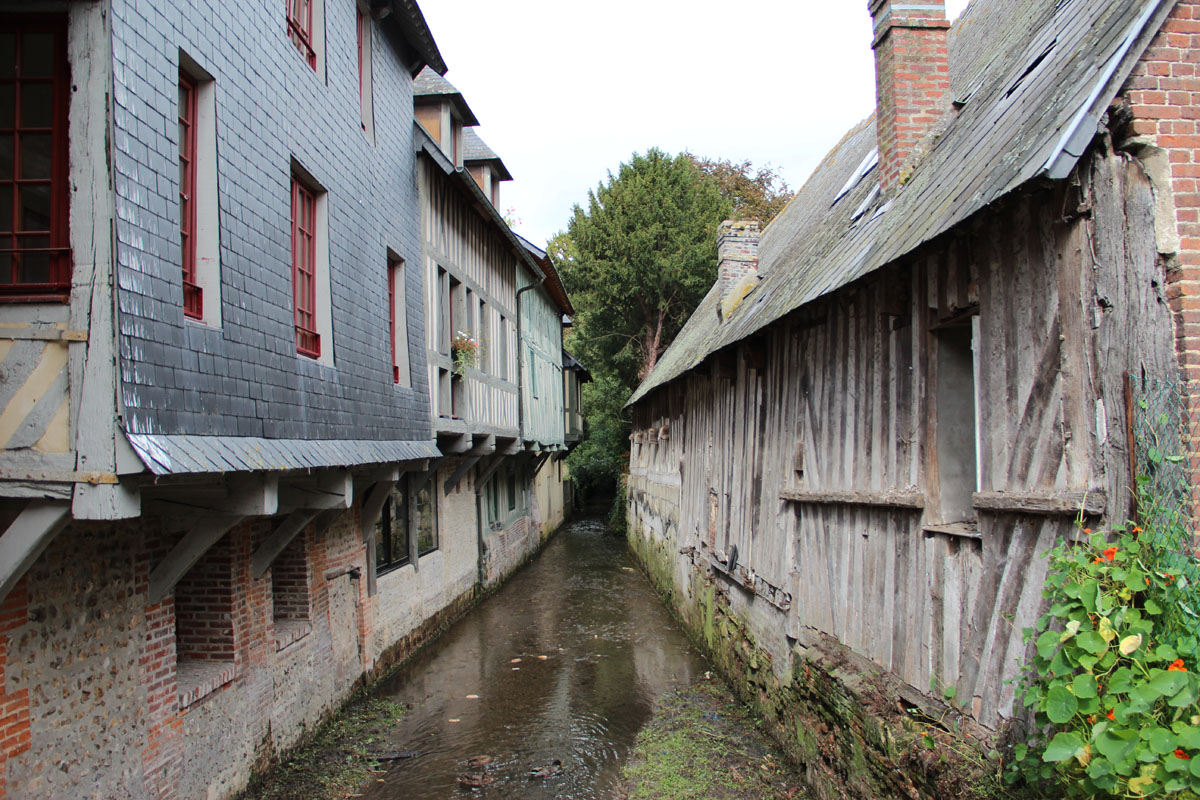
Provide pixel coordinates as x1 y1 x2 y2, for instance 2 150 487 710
387 258 398 382
0 17 71 301
286 0 316 69
291 178 320 358
178 72 202 319
356 6 365 103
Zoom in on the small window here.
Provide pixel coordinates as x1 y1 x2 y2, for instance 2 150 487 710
287 0 319 70
291 177 319 357
506 470 516 512
356 5 373 138
0 18 71 301
388 255 409 386
375 481 411 576
497 315 508 381
178 72 201 319
415 481 438 556
933 320 980 524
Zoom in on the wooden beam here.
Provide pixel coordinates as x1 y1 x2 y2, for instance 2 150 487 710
144 474 279 517
0 500 70 601
410 457 447 492
147 515 242 605
474 452 507 492
972 490 1106 517
251 509 321 579
279 470 353 511
438 433 472 454
443 456 482 495
780 488 926 509
312 508 343 538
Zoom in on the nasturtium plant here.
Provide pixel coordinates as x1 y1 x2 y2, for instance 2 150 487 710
1007 525 1200 797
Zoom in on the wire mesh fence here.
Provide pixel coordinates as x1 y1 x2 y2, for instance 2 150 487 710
1129 376 1200 635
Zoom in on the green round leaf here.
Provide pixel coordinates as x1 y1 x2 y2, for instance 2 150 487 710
1190 755 1200 778
1046 684 1079 724
1149 669 1189 698
1076 631 1108 655
1042 731 1085 763
1145 726 1176 755
1072 673 1098 699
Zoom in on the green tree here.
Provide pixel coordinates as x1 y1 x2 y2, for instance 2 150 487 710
688 154 794 225
551 148 731 389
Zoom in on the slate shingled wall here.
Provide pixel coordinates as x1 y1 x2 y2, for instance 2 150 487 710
110 0 431 442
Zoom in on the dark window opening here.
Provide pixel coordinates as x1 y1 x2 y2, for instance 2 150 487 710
415 481 437 556
272 533 311 649
375 480 411 576
0 17 71 301
934 322 979 525
174 534 236 706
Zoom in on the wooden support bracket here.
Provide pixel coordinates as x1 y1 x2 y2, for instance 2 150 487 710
144 474 279 517
438 433 472 454
444 456 482 495
147 515 242 605
474 452 507 493
0 500 70 601
251 509 321 579
410 457 447 492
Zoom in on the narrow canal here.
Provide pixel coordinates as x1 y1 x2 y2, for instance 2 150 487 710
357 516 710 798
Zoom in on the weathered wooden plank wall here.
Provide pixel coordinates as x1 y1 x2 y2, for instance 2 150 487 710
628 148 1177 727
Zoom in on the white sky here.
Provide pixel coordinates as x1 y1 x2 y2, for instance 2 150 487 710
417 0 972 246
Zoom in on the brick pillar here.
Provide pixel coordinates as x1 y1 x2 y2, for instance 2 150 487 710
869 0 952 191
1121 0 1200 537
717 220 761 318
0 580 31 800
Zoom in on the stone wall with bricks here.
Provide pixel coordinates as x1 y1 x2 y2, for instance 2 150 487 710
0 490 507 800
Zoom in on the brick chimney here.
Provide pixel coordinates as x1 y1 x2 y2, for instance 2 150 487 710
717 220 761 320
869 0 952 191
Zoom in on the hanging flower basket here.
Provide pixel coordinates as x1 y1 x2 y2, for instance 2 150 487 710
451 331 481 377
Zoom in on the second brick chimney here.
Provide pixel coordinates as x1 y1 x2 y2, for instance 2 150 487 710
869 0 952 191
717 221 761 321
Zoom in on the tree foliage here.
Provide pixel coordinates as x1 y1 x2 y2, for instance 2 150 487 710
551 148 731 389
688 154 794 226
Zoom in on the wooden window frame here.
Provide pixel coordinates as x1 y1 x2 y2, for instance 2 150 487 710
178 71 202 319
291 176 320 358
286 0 316 70
376 483 411 577
0 15 71 302
388 256 401 383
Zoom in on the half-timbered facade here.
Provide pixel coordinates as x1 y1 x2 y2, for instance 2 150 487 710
627 0 1192 796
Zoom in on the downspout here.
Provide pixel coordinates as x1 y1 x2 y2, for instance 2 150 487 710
515 278 545 444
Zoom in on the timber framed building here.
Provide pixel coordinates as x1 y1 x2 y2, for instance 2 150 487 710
627 0 1199 796
0 1 576 798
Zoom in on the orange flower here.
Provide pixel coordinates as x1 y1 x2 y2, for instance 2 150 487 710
1086 715 1095 724
1104 547 1118 561
1133 526 1143 534
1170 659 1189 672
1084 528 1093 534
1146 577 1151 586
1092 557 1102 564
1166 574 1176 584
1107 709 1115 721
1177 749 1192 760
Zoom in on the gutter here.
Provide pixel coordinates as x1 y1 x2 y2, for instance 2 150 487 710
1042 0 1169 180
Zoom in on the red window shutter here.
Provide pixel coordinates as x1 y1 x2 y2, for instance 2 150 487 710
0 16 72 301
291 177 320 358
178 72 202 319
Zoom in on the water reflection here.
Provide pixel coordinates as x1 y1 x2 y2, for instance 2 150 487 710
360 518 708 798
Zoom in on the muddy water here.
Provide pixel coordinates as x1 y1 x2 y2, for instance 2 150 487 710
358 517 709 798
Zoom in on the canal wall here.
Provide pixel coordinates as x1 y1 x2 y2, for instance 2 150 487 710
626 483 995 800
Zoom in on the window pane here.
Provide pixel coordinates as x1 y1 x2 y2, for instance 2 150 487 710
374 501 391 566
17 243 50 284
18 184 50 232
20 82 51 128
21 34 54 78
0 35 14 79
0 187 11 232
0 252 9 282
0 133 12 178
19 132 51 178
0 85 13 128
415 485 436 554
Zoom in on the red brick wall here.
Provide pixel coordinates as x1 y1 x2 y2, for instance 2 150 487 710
1124 0 1200 380
0 580 30 800
272 535 310 621
175 538 236 663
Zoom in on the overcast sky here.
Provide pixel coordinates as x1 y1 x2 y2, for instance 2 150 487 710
417 1 971 246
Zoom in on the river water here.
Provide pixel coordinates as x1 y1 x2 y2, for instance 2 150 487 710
357 517 710 799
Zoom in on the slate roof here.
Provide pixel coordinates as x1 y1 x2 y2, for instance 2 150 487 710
413 67 480 126
630 0 1173 405
126 434 440 476
392 0 447 75
463 128 513 181
563 351 593 381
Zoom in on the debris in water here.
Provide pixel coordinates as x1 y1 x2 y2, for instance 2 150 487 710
510 657 522 663
512 667 520 671
375 750 419 761
466 755 493 767
528 759 563 779
537 655 548 660
466 694 479 699
448 718 460 723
